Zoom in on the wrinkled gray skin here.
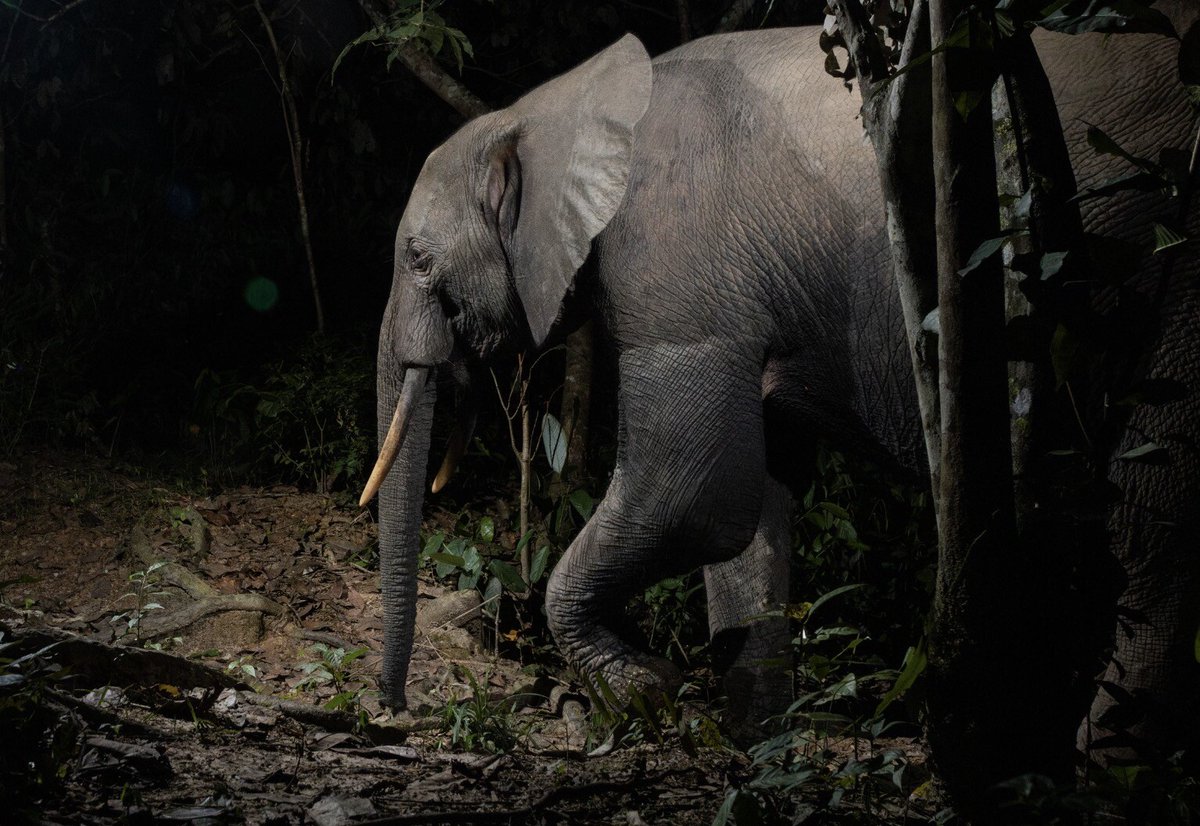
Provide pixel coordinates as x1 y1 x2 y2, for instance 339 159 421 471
375 9 1198 748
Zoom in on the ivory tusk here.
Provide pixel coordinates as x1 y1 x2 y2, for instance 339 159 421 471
359 367 430 507
431 410 476 493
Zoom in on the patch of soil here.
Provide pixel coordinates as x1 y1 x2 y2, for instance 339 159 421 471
0 450 930 824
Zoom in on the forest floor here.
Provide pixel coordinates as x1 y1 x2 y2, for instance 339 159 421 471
0 451 933 825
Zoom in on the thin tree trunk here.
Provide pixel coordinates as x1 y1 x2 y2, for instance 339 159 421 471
253 0 325 334
994 30 1096 779
555 321 593 495
830 0 941 498
925 0 1043 810
519 401 531 586
676 0 692 43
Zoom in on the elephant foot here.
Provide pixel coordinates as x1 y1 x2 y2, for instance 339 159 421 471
379 685 407 711
585 652 684 708
719 663 791 747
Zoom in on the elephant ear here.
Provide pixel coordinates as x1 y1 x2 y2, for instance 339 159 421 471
491 34 651 346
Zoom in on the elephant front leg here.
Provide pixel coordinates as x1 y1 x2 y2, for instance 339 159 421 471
545 483 687 698
705 476 792 744
545 341 768 703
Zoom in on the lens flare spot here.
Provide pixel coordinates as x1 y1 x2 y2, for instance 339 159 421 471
244 277 279 312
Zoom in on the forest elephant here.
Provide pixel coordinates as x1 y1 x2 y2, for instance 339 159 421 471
361 6 1199 753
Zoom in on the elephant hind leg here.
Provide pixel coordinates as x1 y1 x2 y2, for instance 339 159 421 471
705 475 793 745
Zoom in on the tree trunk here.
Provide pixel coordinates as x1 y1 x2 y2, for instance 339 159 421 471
993 29 1097 772
830 0 942 499
924 1 1074 810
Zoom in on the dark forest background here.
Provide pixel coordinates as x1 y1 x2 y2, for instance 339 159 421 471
0 0 824 487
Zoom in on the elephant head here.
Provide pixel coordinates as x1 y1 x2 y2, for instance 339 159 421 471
360 35 652 708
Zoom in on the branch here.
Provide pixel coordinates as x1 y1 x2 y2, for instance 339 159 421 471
355 0 488 120
828 0 890 96
358 769 690 825
1 0 46 24
253 0 326 333
43 0 94 27
713 0 756 33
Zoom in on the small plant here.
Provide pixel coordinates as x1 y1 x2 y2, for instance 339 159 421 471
225 655 259 681
437 669 522 754
714 574 932 823
582 676 721 756
0 633 79 814
110 561 169 644
640 574 706 665
297 643 372 725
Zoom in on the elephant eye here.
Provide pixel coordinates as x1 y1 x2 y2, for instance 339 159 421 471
408 243 434 279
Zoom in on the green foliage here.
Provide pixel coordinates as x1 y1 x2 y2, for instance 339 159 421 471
297 643 372 724
640 574 707 664
985 752 1200 824
191 335 374 492
0 633 79 815
715 449 937 822
437 669 523 753
582 676 722 756
714 605 929 823
793 447 934 657
335 0 474 78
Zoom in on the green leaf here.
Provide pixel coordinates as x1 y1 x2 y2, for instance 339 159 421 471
1039 250 1070 281
530 545 550 584
713 790 767 826
954 89 987 121
1086 126 1163 175
342 647 368 665
1050 323 1078 388
481 576 502 618
460 545 483 576
422 531 445 556
806 583 864 623
1153 222 1188 254
1115 378 1188 407
515 530 534 553
477 516 494 542
1071 170 1168 202
875 641 928 717
488 560 527 593
541 413 567 473
569 489 594 519
959 236 1008 276
818 501 850 520
1036 1 1176 37
1116 442 1170 462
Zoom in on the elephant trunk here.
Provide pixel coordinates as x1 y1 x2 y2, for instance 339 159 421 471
373 367 437 708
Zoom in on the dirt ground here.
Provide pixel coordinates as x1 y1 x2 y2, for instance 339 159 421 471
0 451 929 825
